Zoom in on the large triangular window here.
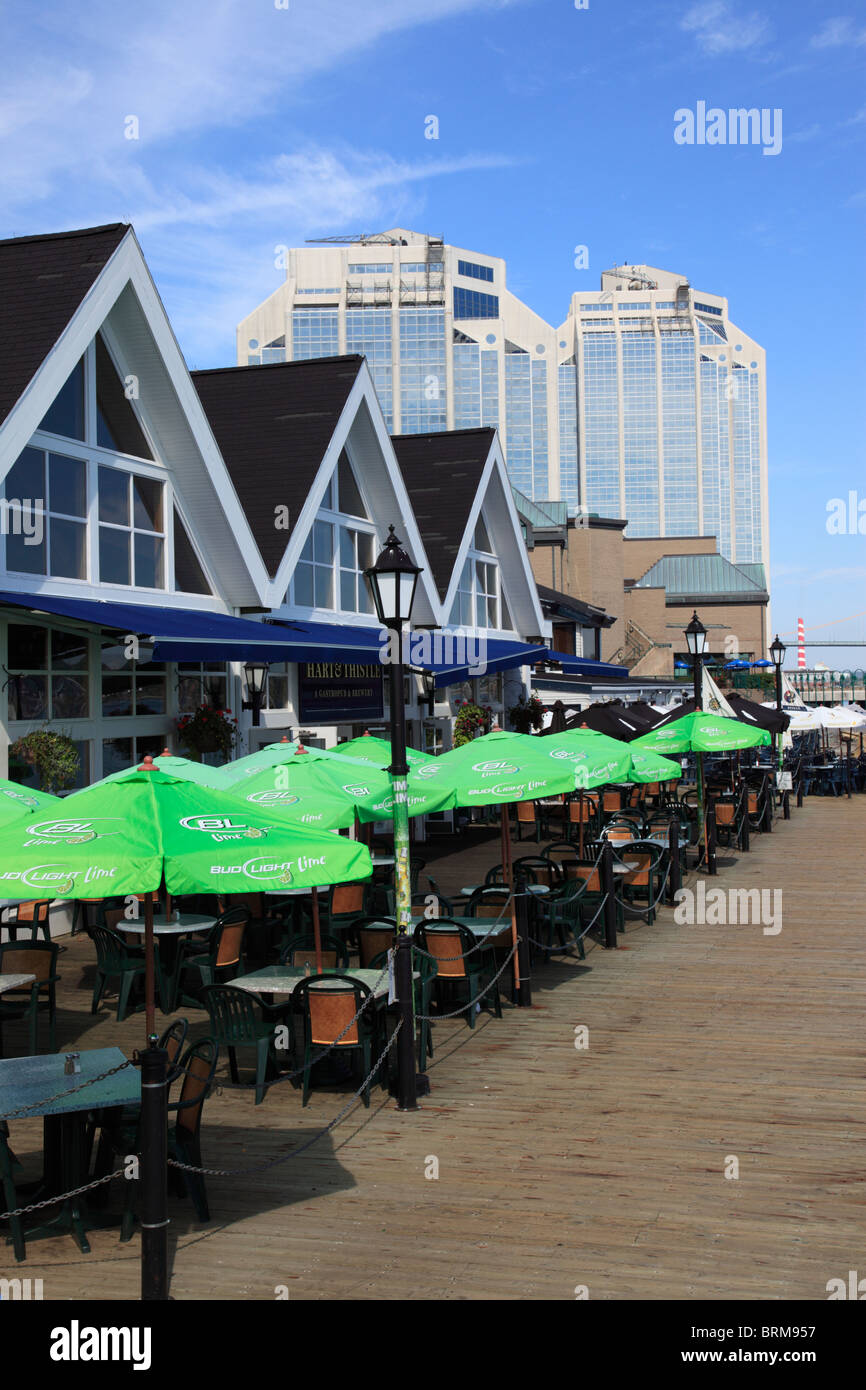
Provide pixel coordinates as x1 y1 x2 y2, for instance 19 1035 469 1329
96 334 153 459
38 357 85 440
173 507 212 595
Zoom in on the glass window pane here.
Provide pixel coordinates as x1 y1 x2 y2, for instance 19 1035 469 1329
134 675 166 715
358 577 373 615
340 570 355 610
313 520 332 563
300 531 314 562
6 446 45 504
95 333 153 459
102 674 133 717
173 509 211 594
294 562 313 606
38 357 85 440
461 558 472 588
137 734 166 763
8 625 47 670
102 737 133 777
51 630 89 670
337 452 367 518
99 526 130 584
314 565 333 608
8 673 47 722
51 674 89 719
339 527 354 568
488 595 498 627
267 675 289 709
6 529 46 576
99 467 130 525
48 453 87 517
134 533 164 588
321 478 334 509
357 532 375 570
50 518 87 579
132 475 163 532
101 640 128 671
476 594 486 627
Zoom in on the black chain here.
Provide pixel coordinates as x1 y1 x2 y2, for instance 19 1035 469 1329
0 1060 135 1121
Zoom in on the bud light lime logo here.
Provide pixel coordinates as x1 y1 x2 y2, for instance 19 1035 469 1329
342 784 371 797
472 761 519 776
25 819 117 844
245 791 299 806
1 789 38 808
549 749 586 762
179 815 269 843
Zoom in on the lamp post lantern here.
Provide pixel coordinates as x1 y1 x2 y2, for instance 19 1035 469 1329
242 661 269 728
365 525 427 1109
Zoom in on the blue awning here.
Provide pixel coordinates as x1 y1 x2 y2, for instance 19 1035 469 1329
0 591 385 662
429 639 551 688
533 649 628 681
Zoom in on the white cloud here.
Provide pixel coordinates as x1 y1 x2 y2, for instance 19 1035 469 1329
810 17 866 49
680 1 770 56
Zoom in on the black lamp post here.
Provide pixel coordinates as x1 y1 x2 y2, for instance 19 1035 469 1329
769 634 786 770
364 525 427 1109
684 611 710 862
243 661 269 727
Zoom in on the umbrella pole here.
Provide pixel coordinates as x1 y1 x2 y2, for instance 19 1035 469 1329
578 790 585 857
502 804 520 997
144 890 156 1040
696 752 706 868
310 887 324 975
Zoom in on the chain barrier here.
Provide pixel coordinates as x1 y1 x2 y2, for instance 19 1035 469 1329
524 889 610 951
613 860 673 915
166 1019 403 1178
0 1168 125 1222
415 942 518 1021
0 1059 135 1122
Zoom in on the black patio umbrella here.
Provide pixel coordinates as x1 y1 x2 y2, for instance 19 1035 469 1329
563 699 655 742
544 699 569 734
727 692 791 736
647 697 699 729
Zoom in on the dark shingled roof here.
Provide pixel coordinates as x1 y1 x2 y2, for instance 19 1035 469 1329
0 223 129 428
191 356 365 578
391 428 495 600
536 581 614 629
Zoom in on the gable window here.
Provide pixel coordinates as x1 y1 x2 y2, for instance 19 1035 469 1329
6 623 90 722
98 467 165 588
448 514 513 630
289 450 377 615
4 446 87 579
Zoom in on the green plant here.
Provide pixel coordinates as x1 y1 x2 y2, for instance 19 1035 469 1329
453 701 493 748
506 692 545 734
9 728 79 794
176 704 238 760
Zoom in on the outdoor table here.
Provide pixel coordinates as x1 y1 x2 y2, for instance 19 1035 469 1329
0 1045 139 1253
409 916 511 939
121 914 215 936
0 973 36 995
233 965 413 1001
371 855 395 866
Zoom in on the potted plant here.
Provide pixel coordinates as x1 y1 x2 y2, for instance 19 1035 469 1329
452 700 493 748
506 692 545 734
176 704 238 761
9 728 79 793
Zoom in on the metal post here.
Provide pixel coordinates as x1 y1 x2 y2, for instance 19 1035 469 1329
783 789 791 820
513 866 532 1007
601 840 617 949
667 817 681 905
706 797 717 876
387 624 427 1108
139 1042 169 1301
739 785 750 852
763 774 773 833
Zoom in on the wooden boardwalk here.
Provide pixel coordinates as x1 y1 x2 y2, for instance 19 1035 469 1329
2 796 863 1300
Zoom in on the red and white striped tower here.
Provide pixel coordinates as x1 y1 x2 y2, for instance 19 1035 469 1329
797 617 806 669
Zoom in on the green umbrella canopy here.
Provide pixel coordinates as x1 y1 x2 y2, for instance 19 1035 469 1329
539 730 681 785
221 740 452 824
0 779 63 827
89 751 228 790
630 711 771 755
412 729 586 808
0 763 372 901
328 732 436 767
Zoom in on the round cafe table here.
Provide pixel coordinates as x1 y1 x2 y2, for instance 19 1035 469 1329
120 914 215 936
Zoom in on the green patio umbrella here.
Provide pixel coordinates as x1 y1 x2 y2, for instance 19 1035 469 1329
0 778 62 826
222 739 453 823
91 749 228 790
212 744 382 832
630 711 771 755
0 759 373 1033
328 732 436 767
538 729 681 853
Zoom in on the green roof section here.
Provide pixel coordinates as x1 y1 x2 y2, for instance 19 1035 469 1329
634 554 768 599
511 488 568 528
738 562 767 590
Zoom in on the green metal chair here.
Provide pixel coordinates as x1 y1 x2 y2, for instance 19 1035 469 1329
175 907 249 1007
368 945 438 1072
280 934 350 969
414 921 501 1027
202 984 283 1105
2 899 52 943
86 924 172 1022
165 1037 220 1224
0 941 60 1054
293 974 378 1108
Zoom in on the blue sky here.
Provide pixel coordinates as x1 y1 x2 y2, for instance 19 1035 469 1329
1 0 864 671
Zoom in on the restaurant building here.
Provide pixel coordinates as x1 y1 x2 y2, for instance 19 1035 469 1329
0 223 586 788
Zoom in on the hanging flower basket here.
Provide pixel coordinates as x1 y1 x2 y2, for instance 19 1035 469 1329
176 705 238 761
506 692 545 735
9 728 79 794
453 701 493 748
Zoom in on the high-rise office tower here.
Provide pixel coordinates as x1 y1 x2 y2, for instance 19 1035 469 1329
238 233 767 567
